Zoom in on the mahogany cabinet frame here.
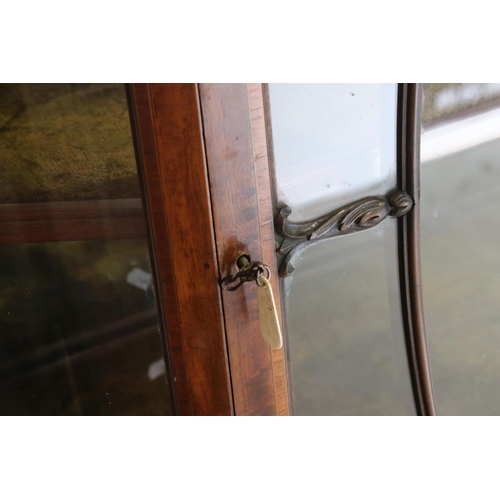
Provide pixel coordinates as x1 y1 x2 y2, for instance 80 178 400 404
199 83 289 416
127 83 435 416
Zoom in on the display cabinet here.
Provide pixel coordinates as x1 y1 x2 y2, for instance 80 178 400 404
2 83 498 415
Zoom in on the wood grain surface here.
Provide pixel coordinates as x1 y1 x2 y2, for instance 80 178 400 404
200 83 289 415
128 84 233 415
0 199 147 244
248 83 290 415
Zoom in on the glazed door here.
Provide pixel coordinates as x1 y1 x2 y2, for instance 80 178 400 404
201 82 500 416
196 83 431 416
125 83 422 416
194 83 500 416
128 83 423 415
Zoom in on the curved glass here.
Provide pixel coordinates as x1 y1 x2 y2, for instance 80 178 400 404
421 83 500 415
269 84 415 415
0 84 172 415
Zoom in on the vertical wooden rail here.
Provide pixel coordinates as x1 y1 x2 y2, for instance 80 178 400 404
249 84 290 415
398 83 437 416
199 83 289 416
128 84 233 415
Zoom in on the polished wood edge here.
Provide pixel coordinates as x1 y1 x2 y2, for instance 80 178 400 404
397 83 437 416
248 83 290 416
128 84 233 416
127 84 183 415
199 83 279 416
262 83 296 415
0 198 147 244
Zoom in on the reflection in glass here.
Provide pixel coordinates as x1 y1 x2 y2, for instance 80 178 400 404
284 222 415 415
0 83 172 415
0 84 140 204
421 83 500 415
0 240 172 415
268 84 397 221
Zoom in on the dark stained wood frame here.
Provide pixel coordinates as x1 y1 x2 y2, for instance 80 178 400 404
0 198 147 244
199 83 289 416
127 84 234 416
397 83 436 416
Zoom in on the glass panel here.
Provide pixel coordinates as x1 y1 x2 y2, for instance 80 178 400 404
285 221 416 415
0 83 140 204
268 83 397 221
421 83 500 415
0 84 172 415
0 240 172 416
268 84 415 414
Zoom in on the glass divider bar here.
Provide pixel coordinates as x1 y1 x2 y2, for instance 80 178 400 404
397 83 437 416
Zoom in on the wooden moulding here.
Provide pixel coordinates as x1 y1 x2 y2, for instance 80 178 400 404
0 198 147 244
249 83 290 416
128 84 233 416
199 83 289 416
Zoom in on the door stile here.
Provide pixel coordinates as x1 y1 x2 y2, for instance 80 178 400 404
248 83 290 415
128 84 234 415
199 83 289 416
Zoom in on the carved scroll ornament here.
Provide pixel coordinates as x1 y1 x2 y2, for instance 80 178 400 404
275 189 413 277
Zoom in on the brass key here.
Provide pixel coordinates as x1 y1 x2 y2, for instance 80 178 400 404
256 274 283 349
221 255 283 349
